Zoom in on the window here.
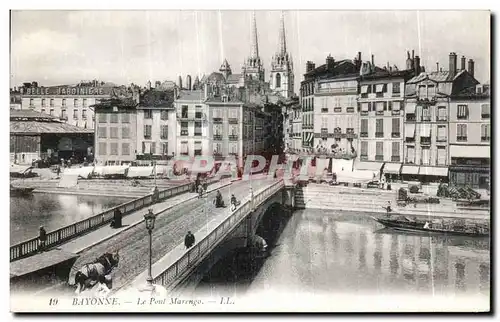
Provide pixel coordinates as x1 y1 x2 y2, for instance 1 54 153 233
122 127 130 139
391 118 400 137
182 105 189 118
50 99 54 107
151 142 156 154
457 104 468 119
98 142 107 155
360 141 368 157
427 85 436 97
161 110 168 120
437 106 447 121
421 147 430 165
98 127 107 138
110 114 119 123
73 109 78 120
181 141 189 154
321 108 328 113
162 142 168 155
61 109 67 119
62 99 66 107
74 99 79 107
422 107 431 121
180 122 189 136
391 142 400 161
41 109 45 114
481 124 490 142
122 143 130 155
161 125 168 139
407 146 415 164
144 125 152 139
194 122 202 136
437 125 447 142
110 143 118 155
481 104 490 119
144 110 153 119
457 124 467 142
375 119 384 137
437 147 446 166
418 85 426 97
213 143 222 154
83 98 87 107
360 119 368 137
375 142 384 160
276 73 281 88
98 113 107 123
194 141 202 156
110 127 118 139
392 82 400 94
29 98 34 107
82 109 87 120
121 113 130 123
49 109 54 116
41 99 46 107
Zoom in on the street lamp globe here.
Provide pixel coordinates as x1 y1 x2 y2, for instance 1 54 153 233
144 208 155 231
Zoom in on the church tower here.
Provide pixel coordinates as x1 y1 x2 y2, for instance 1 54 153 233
269 11 294 98
241 11 265 82
219 59 232 80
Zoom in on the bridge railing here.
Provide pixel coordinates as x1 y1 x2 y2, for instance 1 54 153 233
10 177 221 262
152 179 285 288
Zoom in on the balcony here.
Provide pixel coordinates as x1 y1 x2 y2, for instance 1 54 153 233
481 113 490 119
391 155 401 162
406 114 416 122
360 111 369 116
73 115 78 120
144 135 151 139
60 116 68 120
436 136 447 142
194 131 202 136
212 117 223 123
360 132 368 138
229 135 238 141
213 152 222 157
376 110 384 115
360 155 368 161
481 136 490 142
392 92 401 97
457 136 467 142
421 116 431 122
360 93 368 98
346 107 355 113
334 107 342 113
317 86 357 94
391 110 401 116
375 132 384 138
375 155 384 161
436 116 448 121
420 137 431 145
391 132 400 138
180 129 188 136
405 137 415 143
228 118 239 124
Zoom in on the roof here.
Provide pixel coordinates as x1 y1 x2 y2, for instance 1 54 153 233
407 70 466 84
10 119 94 135
304 59 356 77
360 69 415 81
205 72 225 83
177 90 205 101
10 109 58 121
139 89 175 108
91 97 138 109
227 74 241 83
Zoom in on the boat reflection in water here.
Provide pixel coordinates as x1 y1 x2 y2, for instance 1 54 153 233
196 209 490 301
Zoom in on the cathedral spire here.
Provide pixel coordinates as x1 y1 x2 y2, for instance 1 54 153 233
250 11 259 59
278 11 286 55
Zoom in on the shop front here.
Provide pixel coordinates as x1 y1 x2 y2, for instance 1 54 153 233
449 145 490 189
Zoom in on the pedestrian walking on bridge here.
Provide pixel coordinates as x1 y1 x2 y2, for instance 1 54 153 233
38 226 47 252
184 231 195 249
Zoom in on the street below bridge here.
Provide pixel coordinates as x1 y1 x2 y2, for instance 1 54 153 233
47 176 276 295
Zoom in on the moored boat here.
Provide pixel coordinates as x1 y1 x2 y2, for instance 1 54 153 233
10 185 35 197
371 216 489 237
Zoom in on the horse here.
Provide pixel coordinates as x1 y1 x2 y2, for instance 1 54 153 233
74 251 120 295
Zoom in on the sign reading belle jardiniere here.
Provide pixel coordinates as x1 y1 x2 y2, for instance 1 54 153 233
21 87 108 96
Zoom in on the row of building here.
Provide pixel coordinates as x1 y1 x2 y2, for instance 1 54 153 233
286 51 490 188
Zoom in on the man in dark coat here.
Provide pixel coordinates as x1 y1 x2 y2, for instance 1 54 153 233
111 208 122 228
38 226 47 252
184 231 195 249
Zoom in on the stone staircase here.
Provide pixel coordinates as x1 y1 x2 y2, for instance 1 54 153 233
294 183 487 219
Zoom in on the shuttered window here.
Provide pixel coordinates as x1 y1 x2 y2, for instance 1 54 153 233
376 142 383 157
392 118 400 134
360 141 368 156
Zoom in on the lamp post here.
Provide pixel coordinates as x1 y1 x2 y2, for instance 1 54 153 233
144 208 156 288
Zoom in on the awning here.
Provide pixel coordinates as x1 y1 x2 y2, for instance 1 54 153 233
354 161 383 171
127 166 154 178
376 102 384 112
384 163 402 174
375 84 384 92
419 166 449 177
332 159 354 173
450 145 490 158
401 165 420 175
361 103 369 112
361 85 368 94
419 124 431 137
102 165 129 176
405 123 416 138
406 103 416 114
392 101 401 111
63 166 94 178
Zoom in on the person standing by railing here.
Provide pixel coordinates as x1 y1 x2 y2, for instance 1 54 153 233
184 231 195 249
38 226 47 253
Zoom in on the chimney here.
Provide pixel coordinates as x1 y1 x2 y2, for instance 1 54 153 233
371 54 374 66
204 83 208 99
461 56 466 70
449 52 457 78
414 56 421 75
326 55 335 70
306 61 315 73
468 59 475 78
146 81 151 90
436 62 439 72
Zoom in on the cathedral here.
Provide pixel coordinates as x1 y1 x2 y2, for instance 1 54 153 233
177 11 295 100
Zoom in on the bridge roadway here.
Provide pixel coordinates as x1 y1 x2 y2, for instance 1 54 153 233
39 175 274 295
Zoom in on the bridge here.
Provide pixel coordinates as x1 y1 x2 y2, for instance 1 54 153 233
114 177 296 296
11 173 296 297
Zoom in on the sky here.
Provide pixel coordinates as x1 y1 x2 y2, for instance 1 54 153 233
10 10 491 92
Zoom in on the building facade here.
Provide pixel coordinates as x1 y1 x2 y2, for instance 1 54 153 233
448 84 490 188
403 52 480 182
136 89 177 161
300 61 316 151
19 80 115 130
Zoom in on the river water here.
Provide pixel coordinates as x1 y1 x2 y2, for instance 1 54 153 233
10 193 131 244
196 208 490 307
